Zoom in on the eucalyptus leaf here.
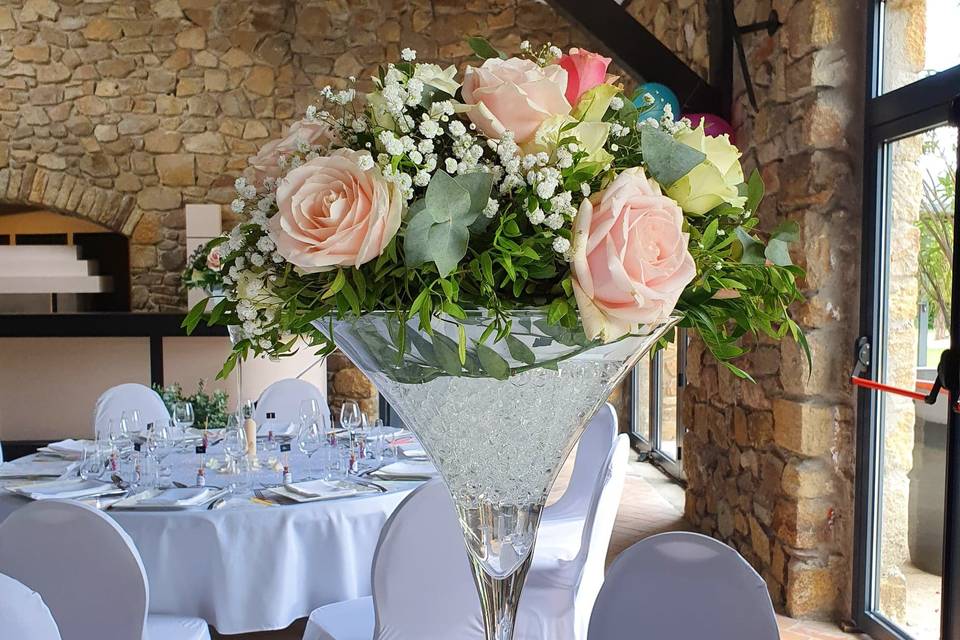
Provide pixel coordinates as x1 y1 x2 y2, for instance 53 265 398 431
640 125 706 187
425 171 471 224
764 238 793 266
771 220 799 243
427 219 470 276
735 227 766 265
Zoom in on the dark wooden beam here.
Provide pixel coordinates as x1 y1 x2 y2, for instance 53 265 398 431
546 0 725 115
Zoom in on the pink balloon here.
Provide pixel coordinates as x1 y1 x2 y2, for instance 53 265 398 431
686 113 736 144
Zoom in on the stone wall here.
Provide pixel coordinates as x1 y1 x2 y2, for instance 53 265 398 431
0 0 599 312
675 0 865 621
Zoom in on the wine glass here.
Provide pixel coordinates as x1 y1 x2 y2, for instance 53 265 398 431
298 419 323 479
300 399 321 424
146 422 174 488
174 402 195 431
340 401 361 435
119 410 141 442
223 415 248 489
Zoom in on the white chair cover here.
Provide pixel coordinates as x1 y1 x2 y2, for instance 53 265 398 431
0 500 210 640
94 383 171 434
303 479 484 640
587 531 780 640
523 434 631 640
254 378 328 427
0 571 62 640
544 403 618 521
304 447 632 640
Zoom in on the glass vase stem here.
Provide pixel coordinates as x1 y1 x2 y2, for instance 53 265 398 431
470 553 534 640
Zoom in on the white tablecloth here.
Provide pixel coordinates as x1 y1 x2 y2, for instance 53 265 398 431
0 447 417 634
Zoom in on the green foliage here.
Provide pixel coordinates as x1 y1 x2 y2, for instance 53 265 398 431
467 36 506 60
639 124 706 186
153 380 229 429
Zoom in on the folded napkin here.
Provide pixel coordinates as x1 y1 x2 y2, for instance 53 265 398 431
9 479 120 501
0 459 77 479
38 439 89 460
399 446 428 460
283 479 357 500
370 460 437 480
258 421 299 438
137 487 219 507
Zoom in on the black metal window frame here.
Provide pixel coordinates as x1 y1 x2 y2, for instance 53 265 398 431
628 330 687 481
854 1 960 638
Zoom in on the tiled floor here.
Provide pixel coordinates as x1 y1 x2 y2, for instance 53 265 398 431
216 454 869 640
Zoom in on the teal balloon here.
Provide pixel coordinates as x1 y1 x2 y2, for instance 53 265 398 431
633 82 680 123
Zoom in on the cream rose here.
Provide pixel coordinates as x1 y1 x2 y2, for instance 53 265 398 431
571 167 696 342
248 119 340 183
270 149 403 272
461 57 571 144
665 122 747 215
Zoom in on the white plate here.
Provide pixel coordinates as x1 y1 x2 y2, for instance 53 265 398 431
7 478 124 501
111 487 228 510
268 481 359 503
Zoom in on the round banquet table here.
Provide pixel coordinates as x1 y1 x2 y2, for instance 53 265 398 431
0 446 419 635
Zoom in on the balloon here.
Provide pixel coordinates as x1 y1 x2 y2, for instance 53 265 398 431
685 113 736 143
632 82 680 124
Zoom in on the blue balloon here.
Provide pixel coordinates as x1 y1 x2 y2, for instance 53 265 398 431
632 82 680 124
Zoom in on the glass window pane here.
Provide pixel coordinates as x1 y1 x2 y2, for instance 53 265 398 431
631 360 651 442
658 340 679 460
882 0 960 94
873 124 956 638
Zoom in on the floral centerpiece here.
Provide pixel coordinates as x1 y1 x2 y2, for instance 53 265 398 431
185 38 805 639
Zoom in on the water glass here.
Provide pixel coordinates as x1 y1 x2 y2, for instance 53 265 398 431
79 444 104 481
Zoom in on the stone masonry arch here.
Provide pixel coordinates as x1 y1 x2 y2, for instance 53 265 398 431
0 164 139 235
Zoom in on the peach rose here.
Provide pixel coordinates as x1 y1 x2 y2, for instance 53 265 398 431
206 245 222 271
248 119 339 183
270 149 402 272
557 48 612 105
571 167 696 342
461 57 571 144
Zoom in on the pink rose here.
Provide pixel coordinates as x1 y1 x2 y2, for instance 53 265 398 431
571 167 696 342
270 149 403 272
462 57 571 144
248 119 340 183
557 48 612 105
206 246 222 271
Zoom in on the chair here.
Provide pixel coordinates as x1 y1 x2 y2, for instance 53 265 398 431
587 532 780 640
303 479 484 640
304 436 630 640
534 403 618 569
94 383 171 434
254 378 328 427
522 434 631 639
0 571 62 640
0 500 210 640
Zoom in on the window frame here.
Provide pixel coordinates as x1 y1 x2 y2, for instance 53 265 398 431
854 1 960 638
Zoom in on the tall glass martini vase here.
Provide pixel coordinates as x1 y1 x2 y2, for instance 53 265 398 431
326 310 676 640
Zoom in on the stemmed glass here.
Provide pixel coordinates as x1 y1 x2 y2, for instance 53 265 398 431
300 399 321 425
297 419 323 480
145 422 174 488
223 414 248 490
174 402 194 432
119 410 142 441
340 401 361 437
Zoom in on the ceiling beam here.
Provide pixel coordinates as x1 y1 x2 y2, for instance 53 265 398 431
546 0 725 116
